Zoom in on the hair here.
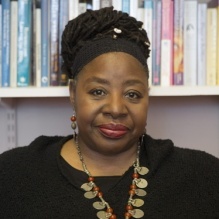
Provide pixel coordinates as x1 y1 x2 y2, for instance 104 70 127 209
61 7 150 79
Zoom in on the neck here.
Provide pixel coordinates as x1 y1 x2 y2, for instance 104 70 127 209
60 138 138 176
78 146 137 176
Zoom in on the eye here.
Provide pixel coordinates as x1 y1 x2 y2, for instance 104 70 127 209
89 89 106 96
125 91 141 99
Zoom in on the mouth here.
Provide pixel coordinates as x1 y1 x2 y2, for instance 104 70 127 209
97 123 129 139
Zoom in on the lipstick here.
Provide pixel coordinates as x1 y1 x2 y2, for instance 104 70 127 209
98 123 128 139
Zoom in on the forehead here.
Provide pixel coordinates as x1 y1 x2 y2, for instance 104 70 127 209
77 52 148 82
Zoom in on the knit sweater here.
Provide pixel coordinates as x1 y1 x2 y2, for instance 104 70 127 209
0 135 219 219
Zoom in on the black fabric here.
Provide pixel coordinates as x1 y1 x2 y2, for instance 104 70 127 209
71 37 147 79
0 135 219 218
60 156 122 193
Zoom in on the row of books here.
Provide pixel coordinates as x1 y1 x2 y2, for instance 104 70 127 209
0 0 219 87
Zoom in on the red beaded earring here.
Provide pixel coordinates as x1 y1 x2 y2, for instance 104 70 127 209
70 115 77 140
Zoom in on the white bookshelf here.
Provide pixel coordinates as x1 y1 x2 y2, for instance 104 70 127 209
0 86 219 98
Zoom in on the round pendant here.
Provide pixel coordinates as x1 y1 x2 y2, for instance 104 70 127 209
132 198 144 207
81 182 93 191
93 201 106 210
135 178 148 188
135 189 147 197
130 209 144 218
97 210 108 219
137 166 149 175
84 191 97 199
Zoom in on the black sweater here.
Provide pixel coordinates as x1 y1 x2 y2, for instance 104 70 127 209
0 135 219 219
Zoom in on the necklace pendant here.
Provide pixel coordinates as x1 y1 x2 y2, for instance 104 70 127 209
129 209 144 218
93 201 106 210
136 166 149 175
131 198 144 207
84 191 98 199
135 178 148 188
81 182 94 191
135 189 147 197
97 211 111 219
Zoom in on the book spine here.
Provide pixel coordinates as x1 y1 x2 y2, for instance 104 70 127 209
0 0 2 87
92 0 100 10
217 3 219 85
41 0 49 86
173 0 184 85
50 0 59 86
144 0 153 85
100 0 112 8
17 0 32 87
183 0 197 86
2 0 10 87
197 3 207 86
206 7 217 86
10 0 18 87
35 0 41 87
152 0 161 85
112 0 122 11
136 0 145 22
68 0 79 20
129 0 137 17
160 0 174 86
78 0 86 14
59 0 69 86
122 0 130 13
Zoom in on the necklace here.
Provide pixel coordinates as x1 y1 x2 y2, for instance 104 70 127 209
75 138 149 219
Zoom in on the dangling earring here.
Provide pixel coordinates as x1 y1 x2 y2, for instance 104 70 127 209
70 114 77 140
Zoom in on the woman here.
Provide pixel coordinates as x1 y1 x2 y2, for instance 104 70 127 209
0 7 219 219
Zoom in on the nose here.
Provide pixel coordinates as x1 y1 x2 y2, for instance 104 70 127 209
103 92 128 119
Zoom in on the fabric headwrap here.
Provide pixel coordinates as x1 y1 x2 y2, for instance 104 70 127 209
70 37 147 79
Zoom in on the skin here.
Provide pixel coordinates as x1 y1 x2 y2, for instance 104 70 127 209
61 52 149 176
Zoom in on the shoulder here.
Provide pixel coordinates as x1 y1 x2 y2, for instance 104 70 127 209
0 135 72 168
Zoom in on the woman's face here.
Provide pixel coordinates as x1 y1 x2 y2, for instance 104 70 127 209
70 52 149 155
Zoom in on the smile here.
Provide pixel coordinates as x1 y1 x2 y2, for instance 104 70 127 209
98 124 129 139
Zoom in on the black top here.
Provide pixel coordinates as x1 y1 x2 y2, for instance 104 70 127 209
0 134 219 218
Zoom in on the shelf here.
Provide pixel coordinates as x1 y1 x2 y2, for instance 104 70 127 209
0 86 219 98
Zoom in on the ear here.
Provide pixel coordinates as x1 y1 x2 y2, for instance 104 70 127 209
69 79 76 106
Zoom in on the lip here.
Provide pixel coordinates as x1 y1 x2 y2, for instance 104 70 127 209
97 123 129 139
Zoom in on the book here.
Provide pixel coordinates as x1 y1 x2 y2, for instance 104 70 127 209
197 2 207 86
79 0 87 14
217 1 219 85
92 0 100 10
0 0 2 87
10 0 18 87
129 0 137 18
50 0 59 86
100 0 112 8
41 0 50 87
2 0 10 87
183 0 198 86
152 0 161 85
206 2 218 86
59 0 69 86
17 0 32 87
112 0 122 11
35 0 41 87
122 0 130 13
173 0 184 85
68 0 79 20
144 0 153 84
160 0 174 86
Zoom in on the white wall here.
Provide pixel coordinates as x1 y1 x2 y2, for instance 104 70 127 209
0 96 218 157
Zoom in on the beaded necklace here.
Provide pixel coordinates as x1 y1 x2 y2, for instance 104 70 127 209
75 138 149 219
